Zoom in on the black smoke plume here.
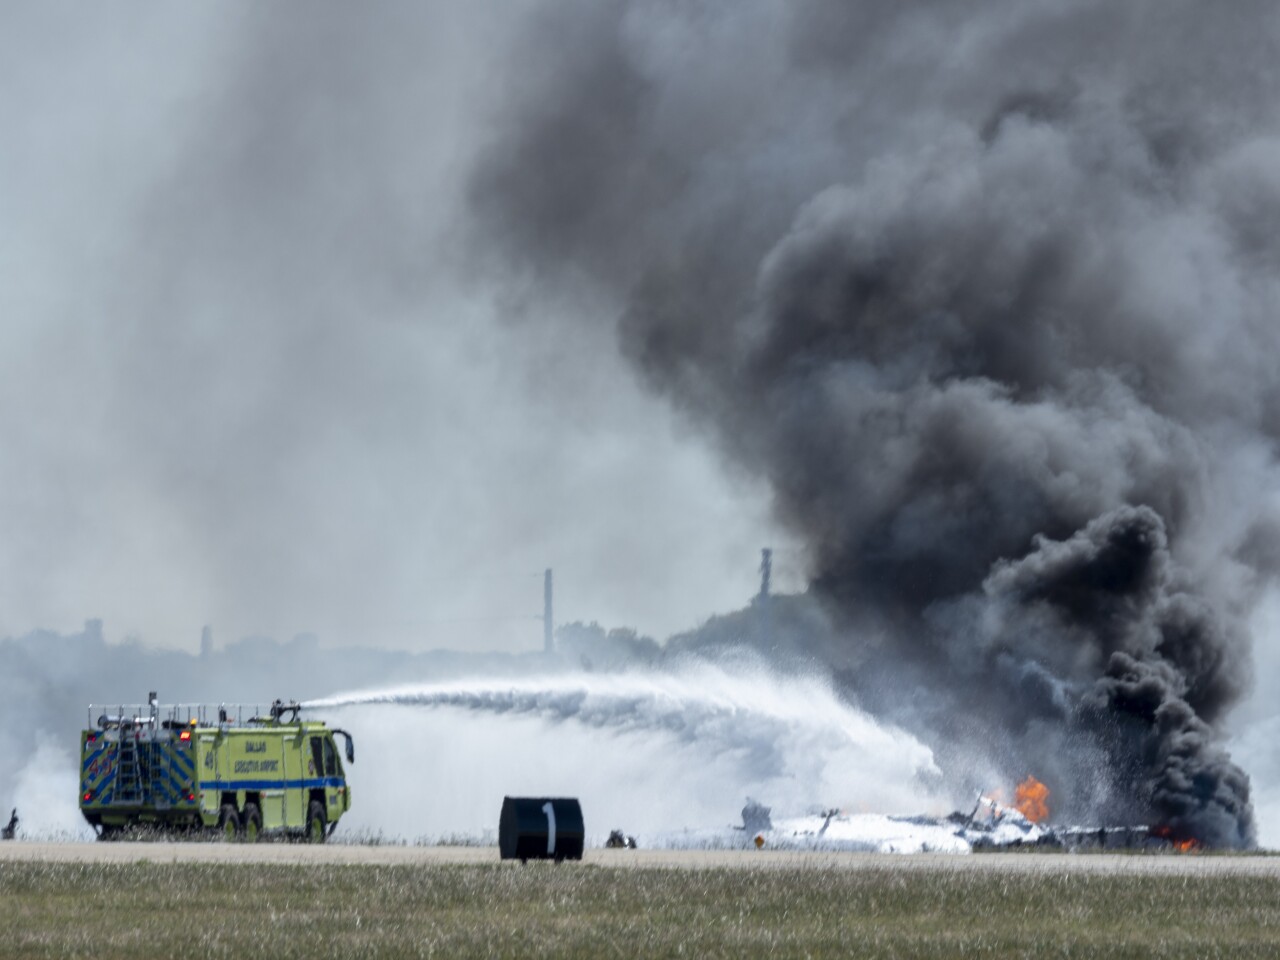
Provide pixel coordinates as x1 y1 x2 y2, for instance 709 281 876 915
470 0 1280 846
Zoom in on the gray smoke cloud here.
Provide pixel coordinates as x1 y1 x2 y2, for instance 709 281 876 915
0 1 785 651
470 0 1280 846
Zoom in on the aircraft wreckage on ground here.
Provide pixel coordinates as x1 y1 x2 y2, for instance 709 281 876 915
639 797 1171 855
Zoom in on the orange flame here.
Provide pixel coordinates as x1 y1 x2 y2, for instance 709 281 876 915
1013 776 1050 823
1152 826 1200 851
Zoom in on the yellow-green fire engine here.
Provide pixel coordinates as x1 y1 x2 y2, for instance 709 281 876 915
79 694 353 841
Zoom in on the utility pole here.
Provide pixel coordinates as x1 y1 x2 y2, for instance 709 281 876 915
544 568 554 653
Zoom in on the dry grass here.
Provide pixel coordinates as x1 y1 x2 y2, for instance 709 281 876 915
1 860 1279 958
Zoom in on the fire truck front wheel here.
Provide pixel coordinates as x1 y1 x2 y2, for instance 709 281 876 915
305 801 326 844
217 804 241 842
242 803 262 843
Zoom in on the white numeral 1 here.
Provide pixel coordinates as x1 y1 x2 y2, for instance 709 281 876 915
543 801 557 855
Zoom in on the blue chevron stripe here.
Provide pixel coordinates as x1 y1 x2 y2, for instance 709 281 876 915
169 750 194 784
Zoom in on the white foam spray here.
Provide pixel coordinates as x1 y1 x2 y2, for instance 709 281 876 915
11 733 94 841
306 660 948 843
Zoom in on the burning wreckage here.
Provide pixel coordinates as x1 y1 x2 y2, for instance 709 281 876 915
648 783 1191 855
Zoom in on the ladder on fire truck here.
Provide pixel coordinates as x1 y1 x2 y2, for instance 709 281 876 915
114 731 144 804
113 713 171 808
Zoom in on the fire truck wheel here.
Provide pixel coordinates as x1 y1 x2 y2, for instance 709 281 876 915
242 803 262 843
217 804 241 842
96 824 122 842
305 801 327 844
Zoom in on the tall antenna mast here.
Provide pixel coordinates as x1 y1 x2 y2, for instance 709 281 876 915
544 568 554 653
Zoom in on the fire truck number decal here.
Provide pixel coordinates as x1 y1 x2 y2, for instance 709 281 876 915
543 802 556 855
245 741 267 753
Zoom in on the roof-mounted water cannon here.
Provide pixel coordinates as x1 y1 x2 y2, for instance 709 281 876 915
268 699 302 723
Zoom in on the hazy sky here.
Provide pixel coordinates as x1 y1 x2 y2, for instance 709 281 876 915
7 1 1280 846
0 3 800 652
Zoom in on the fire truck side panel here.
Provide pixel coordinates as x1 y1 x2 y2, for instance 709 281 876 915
285 732 306 826
259 734 287 829
192 724 348 832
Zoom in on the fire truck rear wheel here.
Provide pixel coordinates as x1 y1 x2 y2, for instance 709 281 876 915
242 803 262 843
305 801 326 844
217 804 241 842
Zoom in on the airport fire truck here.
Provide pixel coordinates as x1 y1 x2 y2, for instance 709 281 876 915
79 693 353 841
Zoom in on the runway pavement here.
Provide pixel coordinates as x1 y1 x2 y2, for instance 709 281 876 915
1 840 1277 874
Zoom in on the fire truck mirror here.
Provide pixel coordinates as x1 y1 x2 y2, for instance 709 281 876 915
332 729 355 765
499 796 584 862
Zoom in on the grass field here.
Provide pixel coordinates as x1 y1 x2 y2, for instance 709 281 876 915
3 859 1280 958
